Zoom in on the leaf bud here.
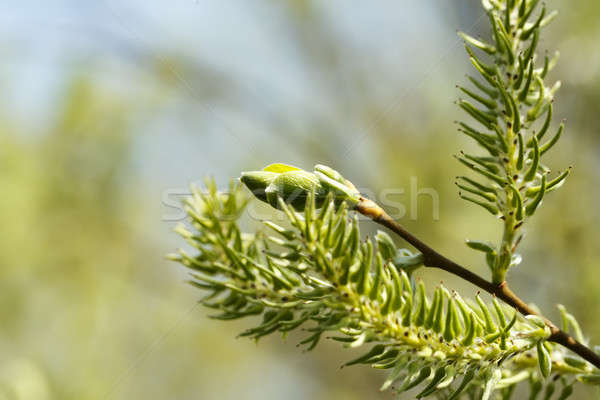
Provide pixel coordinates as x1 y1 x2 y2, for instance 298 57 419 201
240 163 360 210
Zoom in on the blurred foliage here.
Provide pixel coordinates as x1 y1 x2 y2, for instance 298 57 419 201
1 0 600 399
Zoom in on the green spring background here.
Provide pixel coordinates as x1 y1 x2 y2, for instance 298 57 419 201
1 0 599 398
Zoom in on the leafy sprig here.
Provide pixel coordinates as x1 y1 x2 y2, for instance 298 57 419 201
169 0 600 397
456 0 569 284
169 179 597 398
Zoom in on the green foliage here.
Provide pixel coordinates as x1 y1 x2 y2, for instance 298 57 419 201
168 0 600 398
456 0 570 284
239 163 361 210
170 180 598 398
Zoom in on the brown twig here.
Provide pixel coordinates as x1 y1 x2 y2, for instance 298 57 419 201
355 197 600 369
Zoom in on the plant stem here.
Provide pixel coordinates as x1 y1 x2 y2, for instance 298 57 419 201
355 197 600 369
496 124 517 284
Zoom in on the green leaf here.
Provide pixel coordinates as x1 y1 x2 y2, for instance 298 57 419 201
556 384 573 400
468 75 499 98
462 313 476 346
457 176 496 193
516 132 525 170
458 85 497 109
263 163 302 173
524 30 540 68
521 4 546 40
400 365 432 392
540 120 565 155
492 297 507 328
508 184 524 221
458 31 497 54
519 0 541 29
466 239 495 253
477 294 498 334
525 174 546 216
533 102 553 143
379 359 409 391
375 231 397 261
536 341 552 378
448 366 477 399
342 344 386 367
579 374 600 386
482 368 502 400
519 59 535 102
459 193 499 216
414 280 428 327
416 365 447 398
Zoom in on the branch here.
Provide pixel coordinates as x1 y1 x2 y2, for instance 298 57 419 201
356 197 600 370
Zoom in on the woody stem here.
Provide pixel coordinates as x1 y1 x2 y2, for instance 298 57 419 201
355 197 600 369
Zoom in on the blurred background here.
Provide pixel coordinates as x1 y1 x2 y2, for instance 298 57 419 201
1 0 599 399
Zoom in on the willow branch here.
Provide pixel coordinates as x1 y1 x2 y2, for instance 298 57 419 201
356 197 600 370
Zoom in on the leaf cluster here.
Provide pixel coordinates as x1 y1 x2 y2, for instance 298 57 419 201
456 0 570 283
169 180 598 398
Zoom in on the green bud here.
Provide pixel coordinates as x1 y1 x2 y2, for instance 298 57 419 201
239 171 279 202
315 172 360 205
240 163 359 210
265 170 325 209
314 164 345 184
314 165 360 205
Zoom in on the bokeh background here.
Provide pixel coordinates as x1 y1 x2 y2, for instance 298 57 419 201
1 0 599 399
